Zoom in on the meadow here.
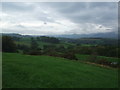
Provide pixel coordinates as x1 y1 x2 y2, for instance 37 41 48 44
76 54 119 63
3 53 118 88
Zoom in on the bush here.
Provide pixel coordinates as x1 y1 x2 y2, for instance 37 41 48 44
40 36 60 44
88 52 98 63
97 59 111 65
17 44 30 53
62 52 78 60
27 50 42 55
2 36 17 52
110 62 119 68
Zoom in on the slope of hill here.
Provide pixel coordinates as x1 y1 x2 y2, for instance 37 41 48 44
1 33 118 46
3 53 118 88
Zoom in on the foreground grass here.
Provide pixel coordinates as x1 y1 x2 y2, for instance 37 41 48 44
3 53 118 88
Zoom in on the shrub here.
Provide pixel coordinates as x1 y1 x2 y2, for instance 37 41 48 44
27 50 42 55
62 52 78 60
2 36 17 52
88 52 98 63
110 62 119 68
97 59 111 65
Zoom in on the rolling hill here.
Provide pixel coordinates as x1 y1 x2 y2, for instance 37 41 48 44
1 31 118 39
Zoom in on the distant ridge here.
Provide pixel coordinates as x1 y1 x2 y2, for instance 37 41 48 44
1 32 118 39
1 33 32 37
49 32 118 39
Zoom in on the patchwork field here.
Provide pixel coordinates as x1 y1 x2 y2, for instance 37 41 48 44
3 53 118 88
76 54 119 63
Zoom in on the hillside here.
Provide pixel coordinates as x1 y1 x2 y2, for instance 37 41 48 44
3 53 118 88
1 33 119 46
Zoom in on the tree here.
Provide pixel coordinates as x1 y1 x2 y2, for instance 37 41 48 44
2 36 17 52
55 45 66 53
40 36 60 44
28 37 42 55
88 51 98 63
30 37 38 50
17 44 30 54
36 37 41 41
62 52 78 60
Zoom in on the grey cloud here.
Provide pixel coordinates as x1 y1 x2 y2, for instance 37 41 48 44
43 2 87 14
16 24 26 28
2 2 35 12
1 2 118 35
46 2 117 27
35 12 55 23
88 2 117 8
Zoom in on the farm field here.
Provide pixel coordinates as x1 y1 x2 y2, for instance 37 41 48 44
76 54 119 63
2 53 118 88
14 37 76 49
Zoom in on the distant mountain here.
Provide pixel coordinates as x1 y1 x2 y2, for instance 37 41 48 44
1 33 33 37
49 32 118 39
1 32 118 39
1 33 22 37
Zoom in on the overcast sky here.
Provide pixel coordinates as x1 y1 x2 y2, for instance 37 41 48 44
0 2 118 35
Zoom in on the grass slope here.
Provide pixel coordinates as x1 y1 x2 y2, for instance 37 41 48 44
3 53 118 88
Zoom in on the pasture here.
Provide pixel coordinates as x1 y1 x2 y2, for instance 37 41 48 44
3 53 118 88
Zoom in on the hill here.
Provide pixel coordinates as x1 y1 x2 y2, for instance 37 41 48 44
3 53 118 88
1 32 118 39
1 33 119 46
50 32 118 39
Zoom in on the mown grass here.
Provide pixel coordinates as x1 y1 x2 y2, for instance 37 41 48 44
3 53 118 88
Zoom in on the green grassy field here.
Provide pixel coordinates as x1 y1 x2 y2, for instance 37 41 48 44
15 37 75 49
76 54 119 63
3 53 118 88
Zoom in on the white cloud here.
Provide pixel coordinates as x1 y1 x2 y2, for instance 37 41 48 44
1 2 118 35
